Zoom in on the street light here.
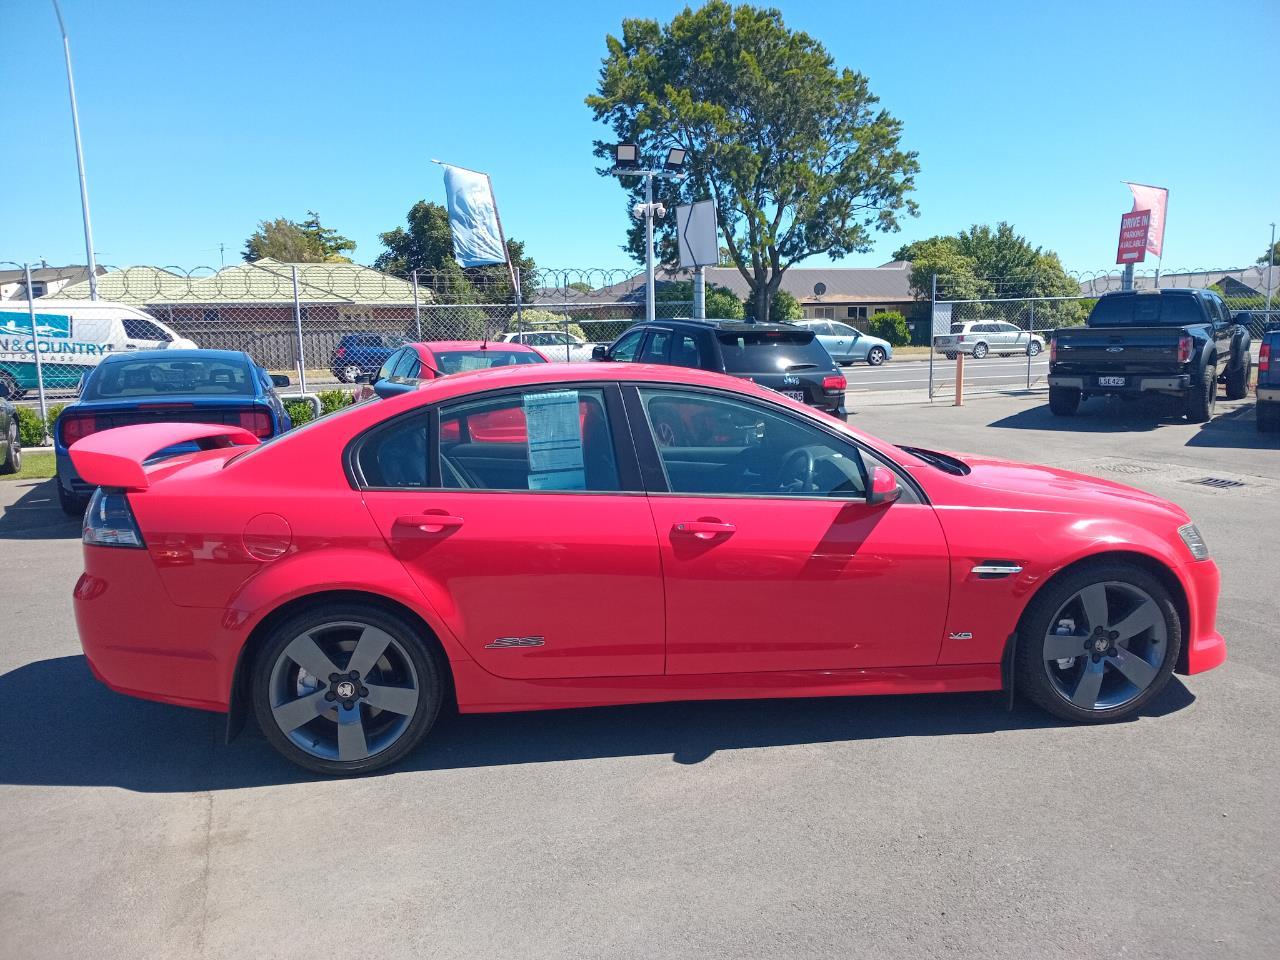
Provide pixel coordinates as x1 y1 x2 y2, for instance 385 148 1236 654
51 0 99 301
609 143 688 321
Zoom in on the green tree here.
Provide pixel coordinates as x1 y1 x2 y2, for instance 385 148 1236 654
242 211 355 263
374 201 537 304
1258 240 1280 266
655 280 745 319
894 223 1077 302
744 288 801 321
587 1 918 324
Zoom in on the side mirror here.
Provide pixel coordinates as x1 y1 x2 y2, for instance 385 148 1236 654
354 373 373 384
591 344 609 361
270 374 291 388
867 465 901 506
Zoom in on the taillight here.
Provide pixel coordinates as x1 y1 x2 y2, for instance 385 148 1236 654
1260 342 1271 373
60 413 99 447
957 335 966 342
238 409 274 438
822 374 847 392
335 347 346 358
1177 334 1192 364
83 488 145 549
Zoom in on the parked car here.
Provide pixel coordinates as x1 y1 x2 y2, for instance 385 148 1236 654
54 349 292 515
0 396 20 475
592 318 847 419
794 320 893 366
1256 323 1280 433
69 361 1224 774
329 334 408 383
498 330 600 362
0 299 196 400
1047 288 1251 421
356 340 548 400
934 321 1045 359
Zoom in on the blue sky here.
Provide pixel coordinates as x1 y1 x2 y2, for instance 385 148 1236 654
3 0 1277 274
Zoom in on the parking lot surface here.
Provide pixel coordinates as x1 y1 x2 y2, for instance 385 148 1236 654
1 392 1276 960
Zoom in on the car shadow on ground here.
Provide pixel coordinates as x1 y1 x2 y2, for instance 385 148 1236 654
987 394 1258 441
0 478 80 541
0 654 1196 793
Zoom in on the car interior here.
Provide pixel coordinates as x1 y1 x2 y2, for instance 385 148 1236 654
88 360 253 397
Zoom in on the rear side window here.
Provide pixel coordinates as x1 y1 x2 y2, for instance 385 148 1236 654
670 333 703 368
359 414 429 488
639 330 671 363
716 330 832 373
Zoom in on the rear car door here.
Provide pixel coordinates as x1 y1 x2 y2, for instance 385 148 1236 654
358 384 665 679
628 385 950 674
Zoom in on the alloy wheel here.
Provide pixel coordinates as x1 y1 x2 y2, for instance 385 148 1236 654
1041 581 1167 711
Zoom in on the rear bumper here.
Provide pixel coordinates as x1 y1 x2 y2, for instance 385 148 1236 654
1256 387 1280 403
1049 373 1191 393
55 453 94 498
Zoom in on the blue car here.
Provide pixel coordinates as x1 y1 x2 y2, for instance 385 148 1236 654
54 349 292 515
794 320 894 366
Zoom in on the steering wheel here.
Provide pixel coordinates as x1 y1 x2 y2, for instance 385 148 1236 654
776 447 817 493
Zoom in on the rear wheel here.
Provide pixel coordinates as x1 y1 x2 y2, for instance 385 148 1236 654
866 346 887 366
252 604 443 775
0 423 19 475
0 371 23 400
971 342 989 359
1015 562 1180 723
1048 385 1080 416
943 352 957 360
1224 354 1250 400
1186 362 1216 423
57 480 85 516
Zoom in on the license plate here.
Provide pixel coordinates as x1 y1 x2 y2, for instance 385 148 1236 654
782 390 805 401
1098 376 1127 387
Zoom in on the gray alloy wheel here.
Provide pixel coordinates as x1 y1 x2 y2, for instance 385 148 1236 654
340 364 362 383
252 607 442 774
866 346 887 366
971 341 989 359
1028 340 1043 357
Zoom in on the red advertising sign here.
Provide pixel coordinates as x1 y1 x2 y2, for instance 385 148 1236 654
1116 209 1151 264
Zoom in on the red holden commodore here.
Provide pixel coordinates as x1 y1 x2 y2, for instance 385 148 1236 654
71 363 1225 774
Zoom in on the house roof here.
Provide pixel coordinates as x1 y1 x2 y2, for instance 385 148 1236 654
585 263 917 304
56 258 426 306
0 265 106 285
1079 266 1277 297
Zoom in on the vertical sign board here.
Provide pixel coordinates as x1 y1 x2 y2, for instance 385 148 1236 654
1116 210 1151 265
675 200 719 268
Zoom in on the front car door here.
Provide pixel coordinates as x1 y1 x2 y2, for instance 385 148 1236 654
829 322 862 361
358 383 665 679
627 385 951 674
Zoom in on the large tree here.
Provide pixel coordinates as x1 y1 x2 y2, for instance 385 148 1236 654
587 1 918 323
374 201 536 304
894 223 1079 302
1258 240 1280 266
242 211 355 263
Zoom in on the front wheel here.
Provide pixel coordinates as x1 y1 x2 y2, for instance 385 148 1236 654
971 342 989 359
252 604 444 775
1015 562 1181 723
1027 340 1043 357
1224 355 1250 401
0 371 23 401
866 346 887 366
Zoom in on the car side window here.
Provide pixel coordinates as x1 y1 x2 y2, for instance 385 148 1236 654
391 350 418 379
378 349 403 381
639 330 672 363
122 317 170 341
809 321 833 336
610 329 644 362
358 414 430 488
637 387 868 499
670 333 703 368
439 388 620 492
830 322 857 337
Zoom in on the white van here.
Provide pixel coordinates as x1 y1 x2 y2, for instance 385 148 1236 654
0 299 196 398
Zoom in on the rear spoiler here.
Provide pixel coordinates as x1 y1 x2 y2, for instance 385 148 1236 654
69 423 259 491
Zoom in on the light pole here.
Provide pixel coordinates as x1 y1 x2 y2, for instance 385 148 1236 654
609 144 687 321
52 0 99 301
1265 222 1276 327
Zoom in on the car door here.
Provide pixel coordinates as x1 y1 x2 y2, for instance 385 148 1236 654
829 322 862 361
605 327 645 362
627 385 951 674
358 384 665 679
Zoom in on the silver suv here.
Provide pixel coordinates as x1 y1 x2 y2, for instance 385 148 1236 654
935 321 1045 359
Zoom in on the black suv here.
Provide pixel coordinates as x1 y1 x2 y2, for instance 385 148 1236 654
592 319 847 418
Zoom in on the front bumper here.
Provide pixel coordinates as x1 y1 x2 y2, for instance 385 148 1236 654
1049 373 1191 394
1178 556 1226 675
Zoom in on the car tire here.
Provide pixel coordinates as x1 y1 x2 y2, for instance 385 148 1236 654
1048 385 1080 416
1014 561 1181 724
0 371 22 401
1224 354 1250 401
943 352 957 360
251 603 444 775
1186 362 1216 423
1258 401 1280 433
1027 341 1043 357
866 347 887 366
0 423 20 475
57 479 85 516
971 342 989 359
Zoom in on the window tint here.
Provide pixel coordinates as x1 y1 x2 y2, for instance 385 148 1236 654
716 329 832 373
1090 295 1206 326
638 388 866 498
391 350 419 378
639 330 671 363
670 333 703 368
359 414 429 488
121 317 170 341
84 357 253 399
807 321 833 335
440 388 620 492
830 322 858 336
610 329 645 362
378 349 403 381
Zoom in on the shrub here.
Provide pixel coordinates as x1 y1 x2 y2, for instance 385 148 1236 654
14 406 48 446
868 311 911 346
318 389 352 416
284 399 315 427
45 403 68 438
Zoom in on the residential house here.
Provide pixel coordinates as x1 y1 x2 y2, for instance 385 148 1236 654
0 264 106 301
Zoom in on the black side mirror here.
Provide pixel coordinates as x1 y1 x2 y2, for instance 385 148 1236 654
270 374 291 388
591 344 609 361
354 373 373 384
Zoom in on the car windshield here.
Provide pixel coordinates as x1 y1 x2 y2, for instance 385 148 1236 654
84 357 254 398
433 350 547 374
716 329 831 372
1089 296 1205 327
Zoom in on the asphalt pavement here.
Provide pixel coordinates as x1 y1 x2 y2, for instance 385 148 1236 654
847 354 1049 393
0 390 1276 959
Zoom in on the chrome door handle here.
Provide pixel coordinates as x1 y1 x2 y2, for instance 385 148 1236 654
673 520 735 540
394 514 464 534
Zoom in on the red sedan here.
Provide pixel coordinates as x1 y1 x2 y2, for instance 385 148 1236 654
70 364 1225 774
354 339 547 402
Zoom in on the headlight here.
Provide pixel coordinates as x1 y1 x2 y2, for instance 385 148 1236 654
1178 522 1209 561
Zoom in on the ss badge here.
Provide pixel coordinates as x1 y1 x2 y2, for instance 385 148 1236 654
485 636 545 649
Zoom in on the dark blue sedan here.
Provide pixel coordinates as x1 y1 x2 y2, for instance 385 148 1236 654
54 350 292 514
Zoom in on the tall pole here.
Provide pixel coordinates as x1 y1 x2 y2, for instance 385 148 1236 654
693 264 706 319
1265 222 1276 327
24 264 50 430
291 266 307 393
51 0 98 301
644 173 656 322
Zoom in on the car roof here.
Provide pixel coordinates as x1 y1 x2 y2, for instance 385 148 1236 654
1098 288 1205 299
413 340 541 356
100 348 252 363
632 318 807 335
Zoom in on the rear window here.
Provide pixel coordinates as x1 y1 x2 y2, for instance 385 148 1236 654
716 329 832 373
1089 295 1205 327
84 357 254 399
433 350 546 374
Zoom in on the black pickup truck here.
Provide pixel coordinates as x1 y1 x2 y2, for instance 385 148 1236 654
1048 288 1252 422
